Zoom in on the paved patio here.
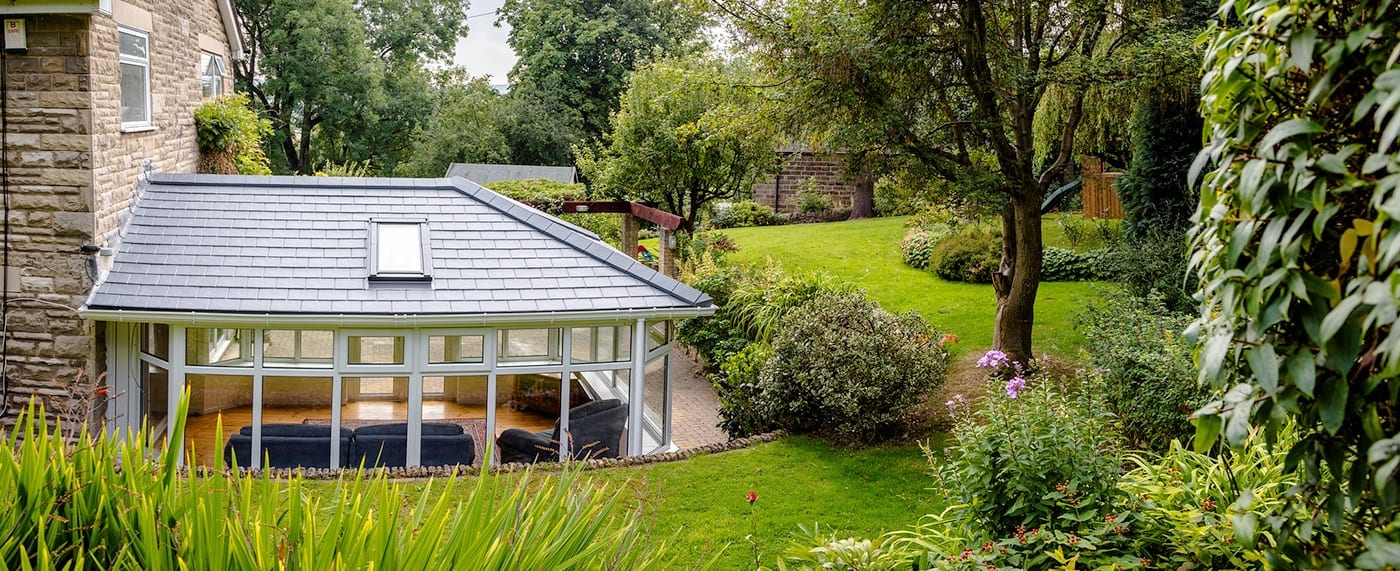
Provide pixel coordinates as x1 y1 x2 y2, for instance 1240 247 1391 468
668 346 729 449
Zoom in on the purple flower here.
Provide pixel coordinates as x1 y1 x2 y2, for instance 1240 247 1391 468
1005 376 1027 398
977 350 1009 369
946 399 957 411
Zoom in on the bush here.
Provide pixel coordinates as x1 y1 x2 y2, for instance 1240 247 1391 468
934 363 1123 534
874 171 936 217
753 290 949 444
899 225 953 270
904 205 958 229
1110 229 1195 312
1041 247 1114 281
194 94 271 175
927 224 1001 283
1078 293 1207 451
713 342 771 437
0 399 686 570
485 179 623 247
796 177 834 214
711 200 781 228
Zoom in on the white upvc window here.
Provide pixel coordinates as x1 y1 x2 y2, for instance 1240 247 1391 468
119 26 151 128
200 52 225 98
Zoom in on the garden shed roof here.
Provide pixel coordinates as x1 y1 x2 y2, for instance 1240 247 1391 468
82 174 710 320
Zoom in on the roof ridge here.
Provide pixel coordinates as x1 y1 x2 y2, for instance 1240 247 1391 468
446 178 712 308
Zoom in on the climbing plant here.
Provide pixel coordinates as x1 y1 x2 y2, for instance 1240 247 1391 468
1188 0 1400 565
194 94 272 175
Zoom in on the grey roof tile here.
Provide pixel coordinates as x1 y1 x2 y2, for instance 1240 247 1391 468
87 174 711 316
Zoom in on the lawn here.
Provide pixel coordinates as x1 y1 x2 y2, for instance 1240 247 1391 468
712 215 1114 355
430 436 945 569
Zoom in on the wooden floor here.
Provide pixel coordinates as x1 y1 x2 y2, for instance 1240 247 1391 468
181 400 555 467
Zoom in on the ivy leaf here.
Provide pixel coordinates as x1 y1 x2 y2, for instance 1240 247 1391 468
1318 376 1349 435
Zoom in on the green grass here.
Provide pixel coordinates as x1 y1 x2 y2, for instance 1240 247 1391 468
710 216 1113 355
458 436 944 569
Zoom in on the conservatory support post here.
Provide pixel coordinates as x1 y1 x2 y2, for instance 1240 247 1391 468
168 325 187 466
628 318 646 455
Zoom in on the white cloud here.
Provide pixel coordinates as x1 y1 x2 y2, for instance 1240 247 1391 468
452 0 517 85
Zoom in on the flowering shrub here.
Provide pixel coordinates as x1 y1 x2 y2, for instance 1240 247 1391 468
927 224 1002 283
899 224 953 269
934 359 1123 533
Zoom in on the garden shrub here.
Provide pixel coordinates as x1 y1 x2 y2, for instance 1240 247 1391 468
194 94 271 175
796 177 834 214
711 200 781 228
713 342 772 437
899 224 953 270
934 363 1123 533
754 290 949 444
1110 228 1195 312
1079 293 1206 451
1040 247 1114 281
927 224 1001 283
873 171 936 216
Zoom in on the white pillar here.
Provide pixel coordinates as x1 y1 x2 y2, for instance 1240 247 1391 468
168 325 186 466
251 329 264 470
559 327 572 459
628 319 646 456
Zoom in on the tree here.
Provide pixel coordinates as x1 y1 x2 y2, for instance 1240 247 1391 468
723 0 1145 362
233 0 468 174
398 72 512 177
1188 0 1400 564
500 0 705 156
578 56 779 232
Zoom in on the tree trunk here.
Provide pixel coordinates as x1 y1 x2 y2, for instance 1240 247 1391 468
850 164 874 219
991 191 1043 364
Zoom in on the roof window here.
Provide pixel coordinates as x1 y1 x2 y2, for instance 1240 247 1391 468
370 220 430 281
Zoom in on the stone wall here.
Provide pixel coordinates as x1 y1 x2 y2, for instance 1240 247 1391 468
0 0 234 426
752 152 859 214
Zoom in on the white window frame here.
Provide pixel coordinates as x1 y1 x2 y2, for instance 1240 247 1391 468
200 51 225 98
118 26 152 130
368 219 432 281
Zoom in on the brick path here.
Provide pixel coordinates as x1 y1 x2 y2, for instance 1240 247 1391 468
668 347 729 449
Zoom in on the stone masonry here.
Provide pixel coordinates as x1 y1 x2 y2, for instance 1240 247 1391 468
1 0 234 426
751 150 860 214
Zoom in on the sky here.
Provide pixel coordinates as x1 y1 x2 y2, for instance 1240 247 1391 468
451 0 518 85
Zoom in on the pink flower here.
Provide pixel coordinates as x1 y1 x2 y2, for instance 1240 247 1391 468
746 490 757 504
977 350 1009 369
1005 376 1026 398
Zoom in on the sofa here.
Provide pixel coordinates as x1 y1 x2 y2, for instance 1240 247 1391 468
350 422 475 468
223 424 352 469
496 399 627 464
223 422 475 469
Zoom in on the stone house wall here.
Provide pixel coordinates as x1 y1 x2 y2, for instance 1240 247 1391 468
0 0 233 426
752 152 859 214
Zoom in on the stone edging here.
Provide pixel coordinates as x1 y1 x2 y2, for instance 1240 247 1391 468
181 430 786 480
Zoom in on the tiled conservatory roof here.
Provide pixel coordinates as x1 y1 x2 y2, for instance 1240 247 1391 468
83 174 711 316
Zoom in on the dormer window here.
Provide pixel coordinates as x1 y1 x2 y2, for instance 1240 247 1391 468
369 220 431 281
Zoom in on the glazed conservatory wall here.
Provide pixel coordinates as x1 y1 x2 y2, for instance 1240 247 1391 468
104 318 675 469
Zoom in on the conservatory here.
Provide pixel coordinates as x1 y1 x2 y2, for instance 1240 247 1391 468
81 174 713 469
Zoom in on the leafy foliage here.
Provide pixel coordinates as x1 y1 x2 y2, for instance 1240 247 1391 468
0 398 689 570
755 290 949 444
934 371 1124 534
1080 293 1209 451
899 225 953 270
1121 423 1303 569
398 72 510 177
1040 247 1113 282
1118 93 1203 237
501 0 705 148
711 200 782 229
795 178 834 214
1188 0 1400 563
714 342 772 438
485 179 622 247
1112 228 1197 312
579 56 780 232
927 224 1002 284
193 94 272 175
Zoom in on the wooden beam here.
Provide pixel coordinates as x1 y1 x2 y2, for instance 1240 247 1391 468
560 201 684 231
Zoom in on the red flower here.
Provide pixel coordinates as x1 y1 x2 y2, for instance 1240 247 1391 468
95 387 109 396
746 490 757 504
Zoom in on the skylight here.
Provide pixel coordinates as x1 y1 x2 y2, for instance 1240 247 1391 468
370 221 430 280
